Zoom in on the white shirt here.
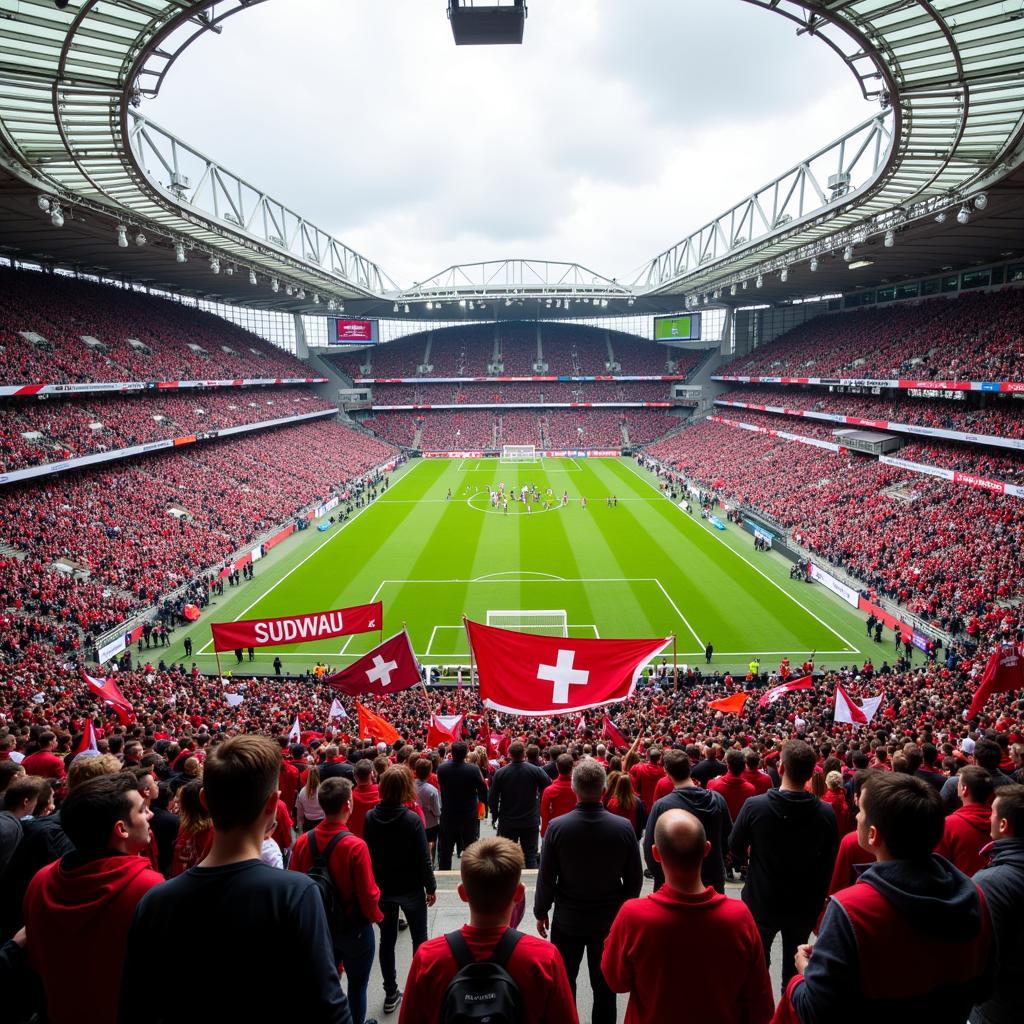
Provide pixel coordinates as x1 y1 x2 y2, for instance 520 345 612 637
259 837 283 869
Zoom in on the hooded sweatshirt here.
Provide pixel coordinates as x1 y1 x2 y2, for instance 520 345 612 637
362 802 435 898
936 802 992 876
23 851 164 1024
971 838 1024 1024
730 788 839 925
643 785 731 892
789 856 991 1024
601 884 773 1024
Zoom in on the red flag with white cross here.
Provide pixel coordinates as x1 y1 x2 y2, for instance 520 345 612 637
465 619 670 716
325 630 421 696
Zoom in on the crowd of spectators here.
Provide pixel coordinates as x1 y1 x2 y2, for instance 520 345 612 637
723 289 1024 382
543 411 623 448
418 411 496 450
716 385 1024 443
0 388 334 473
646 419 1024 633
0 267 312 385
0 419 397 616
498 411 543 447
370 380 676 406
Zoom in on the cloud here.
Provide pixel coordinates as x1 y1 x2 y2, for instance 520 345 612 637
149 0 872 286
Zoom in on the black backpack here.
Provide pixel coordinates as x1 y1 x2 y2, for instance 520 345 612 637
440 928 523 1024
306 830 361 941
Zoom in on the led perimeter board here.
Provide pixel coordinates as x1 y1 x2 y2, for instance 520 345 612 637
327 318 379 345
653 313 701 342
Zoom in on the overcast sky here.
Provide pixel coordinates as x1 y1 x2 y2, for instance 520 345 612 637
149 0 872 288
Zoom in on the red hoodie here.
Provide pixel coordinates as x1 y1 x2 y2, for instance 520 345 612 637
349 782 380 837
602 884 773 1024
24 853 164 1024
708 773 756 823
629 761 666 809
540 775 577 835
936 802 993 876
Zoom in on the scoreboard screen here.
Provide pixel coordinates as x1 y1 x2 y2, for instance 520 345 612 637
327 318 379 345
653 313 701 342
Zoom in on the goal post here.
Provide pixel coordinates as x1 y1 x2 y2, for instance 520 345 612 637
487 609 568 637
500 444 537 463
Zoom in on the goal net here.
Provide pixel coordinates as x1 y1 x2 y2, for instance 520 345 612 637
500 444 537 463
487 610 568 637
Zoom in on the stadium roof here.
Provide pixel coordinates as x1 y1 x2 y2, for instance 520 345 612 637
0 1 1023 320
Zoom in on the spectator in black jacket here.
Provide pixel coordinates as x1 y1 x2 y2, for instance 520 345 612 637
644 750 731 893
437 741 488 870
971 784 1024 1024
729 739 839 993
941 739 1016 811
534 760 642 1024
149 782 179 877
488 741 551 868
364 767 436 1016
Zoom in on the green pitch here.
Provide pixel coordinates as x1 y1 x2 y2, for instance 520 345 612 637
167 457 876 676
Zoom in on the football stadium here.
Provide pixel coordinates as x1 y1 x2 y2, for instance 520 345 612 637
2 3 1024 1024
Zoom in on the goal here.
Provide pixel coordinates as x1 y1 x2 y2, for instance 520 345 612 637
487 609 568 637
500 444 537 463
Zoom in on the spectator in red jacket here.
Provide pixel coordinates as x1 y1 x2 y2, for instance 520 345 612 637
20 732 65 783
825 770 876 900
784 773 992 1024
349 759 380 838
23 773 163 1024
709 749 757 822
290 776 382 1024
822 771 849 835
602 808 773 1024
540 754 577 836
399 837 578 1024
742 750 773 795
629 746 666 809
936 766 994 876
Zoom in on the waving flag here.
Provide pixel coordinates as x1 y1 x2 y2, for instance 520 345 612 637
287 716 301 743
356 702 400 745
757 675 814 709
328 697 348 721
465 619 670 716
601 715 629 750
225 692 245 708
967 644 1024 719
833 684 883 727
73 720 100 759
326 631 420 697
708 691 752 715
427 714 464 748
80 667 135 723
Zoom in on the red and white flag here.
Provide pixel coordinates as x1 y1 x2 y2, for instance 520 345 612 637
80 667 135 724
465 619 670 716
601 715 629 750
73 719 99 759
326 630 421 697
834 683 883 727
757 674 814 709
288 716 301 743
968 644 1024 719
427 714 464 748
328 697 348 721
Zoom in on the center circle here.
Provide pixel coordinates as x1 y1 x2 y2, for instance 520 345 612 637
465 488 568 516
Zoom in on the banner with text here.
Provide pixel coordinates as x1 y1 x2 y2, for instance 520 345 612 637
210 601 383 652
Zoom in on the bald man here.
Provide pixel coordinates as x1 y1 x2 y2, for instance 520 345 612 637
602 810 772 1024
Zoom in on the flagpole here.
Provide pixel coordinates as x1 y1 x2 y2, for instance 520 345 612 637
214 647 223 680
672 633 678 691
463 614 479 708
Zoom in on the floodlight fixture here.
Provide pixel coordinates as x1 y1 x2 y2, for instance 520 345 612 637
810 257 818 272
884 230 895 247
285 285 294 296
956 205 970 225
780 267 789 283
37 195 52 212
271 278 279 293
297 289 306 300
755 275 763 289
249 269 258 285
210 257 221 274
50 205 64 228
135 232 147 247
404 304 410 313
459 298 467 307
224 265 234 276
393 302 399 312
175 242 186 263
843 245 854 262
935 211 947 224
116 225 128 248
730 284 737 296
973 193 988 211
313 293 320 304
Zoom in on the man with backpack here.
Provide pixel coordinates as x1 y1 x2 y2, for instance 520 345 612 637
399 837 578 1024
289 777 383 1024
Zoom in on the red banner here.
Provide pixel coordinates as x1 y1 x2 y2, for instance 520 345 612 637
210 601 382 652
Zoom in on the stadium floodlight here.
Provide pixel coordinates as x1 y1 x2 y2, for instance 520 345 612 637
468 300 475 310
135 232 147 247
404 304 410 313
393 302 399 312
780 267 789 283
210 257 220 274
297 289 306 300
249 269 257 285
285 285 293 296
50 205 64 228
935 211 947 224
627 297 634 306
271 278 279 293
313 293 320 304
426 301 433 310
742 280 748 289
956 204 970 225
810 257 819 272
116 225 128 248
175 242 186 262
224 265 234 276
973 193 988 211
459 299 466 307
884 230 895 247
755 275 763 289
730 284 737 296
338 303 345 313
843 245 854 262
327 299 336 311
37 195 51 212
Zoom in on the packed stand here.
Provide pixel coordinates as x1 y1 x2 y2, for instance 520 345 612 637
0 388 334 473
0 267 312 385
418 411 495 451
497 411 543 447
723 289 1024 383
497 325 539 374
543 410 624 448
